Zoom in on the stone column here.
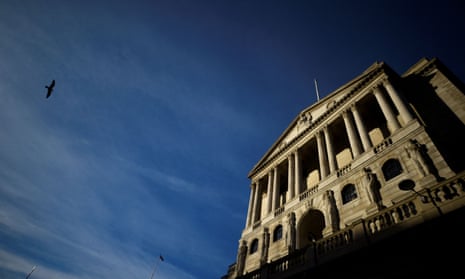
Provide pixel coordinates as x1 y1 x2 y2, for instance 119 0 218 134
272 166 280 211
382 78 414 125
372 85 401 133
246 182 255 227
323 126 337 173
294 150 303 195
351 104 372 152
317 131 328 179
250 182 259 225
342 110 362 157
266 171 273 215
287 154 295 201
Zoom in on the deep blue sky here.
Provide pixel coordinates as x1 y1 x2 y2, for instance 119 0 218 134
1 1 464 279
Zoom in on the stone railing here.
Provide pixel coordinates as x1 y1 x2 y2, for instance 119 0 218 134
364 201 418 235
274 206 285 217
373 137 393 154
337 163 352 177
365 170 465 237
270 248 306 275
299 185 319 201
315 229 353 256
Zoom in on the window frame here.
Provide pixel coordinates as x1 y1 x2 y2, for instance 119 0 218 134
382 158 403 181
250 239 259 254
273 225 283 242
341 183 358 204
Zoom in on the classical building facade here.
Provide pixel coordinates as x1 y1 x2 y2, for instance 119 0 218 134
222 57 465 279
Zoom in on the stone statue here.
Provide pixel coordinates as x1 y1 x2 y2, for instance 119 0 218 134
323 190 340 231
298 111 312 125
286 212 296 253
260 228 270 265
236 240 247 276
363 167 384 209
405 139 431 177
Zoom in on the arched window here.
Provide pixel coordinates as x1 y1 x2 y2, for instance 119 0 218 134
250 239 259 254
273 225 283 242
382 159 403 181
341 184 357 204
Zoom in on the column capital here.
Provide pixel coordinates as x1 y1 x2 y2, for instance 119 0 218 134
349 103 359 114
379 75 391 85
371 84 383 93
341 109 350 118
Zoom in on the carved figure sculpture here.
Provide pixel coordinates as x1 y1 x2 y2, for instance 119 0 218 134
363 167 384 209
286 212 296 253
236 240 247 276
405 139 431 177
323 190 340 231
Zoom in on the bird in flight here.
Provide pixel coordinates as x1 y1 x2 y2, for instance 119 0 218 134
45 79 55 98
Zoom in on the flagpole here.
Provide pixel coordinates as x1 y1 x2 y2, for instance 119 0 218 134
25 265 37 279
149 263 157 279
314 79 320 102
149 255 164 279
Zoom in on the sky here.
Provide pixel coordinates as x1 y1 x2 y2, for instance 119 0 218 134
0 1 464 279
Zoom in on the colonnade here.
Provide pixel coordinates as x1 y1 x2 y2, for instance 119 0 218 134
246 78 414 228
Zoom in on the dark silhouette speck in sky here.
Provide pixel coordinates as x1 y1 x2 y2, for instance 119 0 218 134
45 79 55 98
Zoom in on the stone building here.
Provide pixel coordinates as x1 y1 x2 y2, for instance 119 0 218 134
222 57 465 279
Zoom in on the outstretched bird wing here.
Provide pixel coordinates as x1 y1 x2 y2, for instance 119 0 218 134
45 80 55 98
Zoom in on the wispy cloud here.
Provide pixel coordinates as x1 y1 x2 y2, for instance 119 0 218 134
0 70 234 278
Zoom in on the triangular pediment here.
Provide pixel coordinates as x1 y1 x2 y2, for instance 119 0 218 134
248 61 386 178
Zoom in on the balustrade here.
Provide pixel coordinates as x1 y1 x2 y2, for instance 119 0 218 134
274 206 285 217
366 201 418 235
299 185 319 201
337 163 352 177
374 137 393 154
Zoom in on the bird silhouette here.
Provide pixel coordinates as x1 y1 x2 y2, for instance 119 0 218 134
45 79 55 98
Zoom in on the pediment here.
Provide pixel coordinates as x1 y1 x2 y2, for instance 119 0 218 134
249 60 386 178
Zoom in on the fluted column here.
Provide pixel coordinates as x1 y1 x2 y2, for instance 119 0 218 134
342 110 362 157
246 183 255 227
382 78 414 125
317 131 328 179
287 155 295 201
323 126 337 173
351 104 372 152
294 150 302 195
372 85 401 133
272 166 280 211
266 171 273 214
